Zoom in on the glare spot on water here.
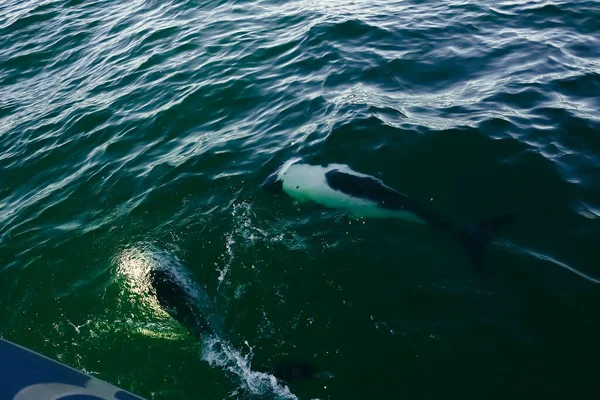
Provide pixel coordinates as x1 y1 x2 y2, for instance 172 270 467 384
111 245 205 339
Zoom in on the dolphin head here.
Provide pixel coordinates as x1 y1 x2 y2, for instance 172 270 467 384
262 158 301 195
261 172 283 194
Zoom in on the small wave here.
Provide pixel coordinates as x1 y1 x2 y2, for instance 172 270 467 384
201 335 298 400
525 249 600 284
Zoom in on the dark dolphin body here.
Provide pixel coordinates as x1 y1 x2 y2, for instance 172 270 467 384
149 267 316 382
264 161 514 274
149 268 212 337
272 360 317 382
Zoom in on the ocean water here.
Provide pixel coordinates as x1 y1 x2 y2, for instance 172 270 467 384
1 0 599 399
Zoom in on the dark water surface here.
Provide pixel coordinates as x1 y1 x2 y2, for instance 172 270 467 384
1 0 600 398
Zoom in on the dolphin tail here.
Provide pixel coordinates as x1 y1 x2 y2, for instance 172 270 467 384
459 213 515 275
256 359 317 383
272 360 317 382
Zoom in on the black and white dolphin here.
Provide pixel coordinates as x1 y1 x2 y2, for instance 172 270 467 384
263 159 513 273
149 266 316 382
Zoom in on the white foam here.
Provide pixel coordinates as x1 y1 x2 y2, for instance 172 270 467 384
201 335 298 400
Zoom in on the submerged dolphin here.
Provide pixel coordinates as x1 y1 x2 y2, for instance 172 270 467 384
148 266 316 382
149 267 212 337
263 160 514 273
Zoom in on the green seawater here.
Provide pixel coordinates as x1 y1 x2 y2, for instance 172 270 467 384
1 0 600 399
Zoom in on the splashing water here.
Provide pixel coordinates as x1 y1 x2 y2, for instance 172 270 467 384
201 335 298 400
216 201 310 290
217 234 235 287
216 202 268 288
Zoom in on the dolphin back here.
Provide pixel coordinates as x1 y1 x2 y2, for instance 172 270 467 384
324 168 515 273
325 169 419 212
149 268 212 335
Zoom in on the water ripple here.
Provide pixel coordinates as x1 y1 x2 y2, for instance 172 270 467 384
1 0 599 399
